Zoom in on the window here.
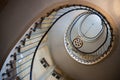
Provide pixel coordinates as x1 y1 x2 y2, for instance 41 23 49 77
52 70 61 80
40 58 49 68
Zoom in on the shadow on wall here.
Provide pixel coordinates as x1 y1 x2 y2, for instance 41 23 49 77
109 0 120 18
107 0 120 34
107 0 120 27
0 0 8 12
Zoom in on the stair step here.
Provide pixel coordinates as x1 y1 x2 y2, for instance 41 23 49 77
20 72 30 80
25 38 40 46
15 65 31 80
26 35 42 42
22 39 39 47
2 65 31 80
32 27 48 34
20 42 38 53
17 46 36 55
29 32 44 40
16 52 34 62
16 58 32 68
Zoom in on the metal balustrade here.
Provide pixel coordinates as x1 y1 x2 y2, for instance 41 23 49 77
0 19 49 80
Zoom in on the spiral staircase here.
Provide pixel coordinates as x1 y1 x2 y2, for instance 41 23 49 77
0 1 120 80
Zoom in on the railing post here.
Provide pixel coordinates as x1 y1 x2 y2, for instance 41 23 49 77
10 53 17 60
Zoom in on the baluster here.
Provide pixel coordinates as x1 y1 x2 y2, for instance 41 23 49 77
47 12 51 16
26 31 32 39
6 60 14 68
33 22 40 32
20 38 26 46
16 45 21 53
11 53 17 60
33 23 38 31
6 69 11 77
2 69 10 78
